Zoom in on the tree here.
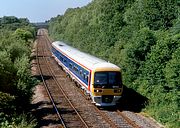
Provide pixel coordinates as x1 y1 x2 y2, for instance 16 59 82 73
48 0 179 127
0 50 15 93
13 28 33 42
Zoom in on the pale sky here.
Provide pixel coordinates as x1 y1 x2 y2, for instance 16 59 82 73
0 0 92 22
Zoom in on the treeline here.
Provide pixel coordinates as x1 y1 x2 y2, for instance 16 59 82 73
48 0 179 127
0 16 37 127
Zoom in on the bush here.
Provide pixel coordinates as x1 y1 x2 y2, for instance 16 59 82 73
0 16 37 127
13 55 36 110
0 92 15 113
0 50 15 92
0 114 37 128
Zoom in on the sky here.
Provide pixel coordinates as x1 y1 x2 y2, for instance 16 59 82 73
0 0 92 23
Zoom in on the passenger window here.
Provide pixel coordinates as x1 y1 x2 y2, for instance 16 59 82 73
69 63 72 69
73 66 79 73
83 73 86 80
80 70 82 76
73 66 76 71
86 75 89 82
60 56 63 61
76 68 79 73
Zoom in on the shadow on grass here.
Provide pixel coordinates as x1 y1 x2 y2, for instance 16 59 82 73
116 85 149 112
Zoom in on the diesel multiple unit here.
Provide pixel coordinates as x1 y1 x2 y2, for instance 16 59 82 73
52 41 123 106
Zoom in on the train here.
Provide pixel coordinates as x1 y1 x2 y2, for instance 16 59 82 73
52 41 123 106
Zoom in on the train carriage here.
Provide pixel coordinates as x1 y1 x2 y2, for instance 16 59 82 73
52 41 123 106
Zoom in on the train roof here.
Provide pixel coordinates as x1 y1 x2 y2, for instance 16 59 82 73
52 41 120 71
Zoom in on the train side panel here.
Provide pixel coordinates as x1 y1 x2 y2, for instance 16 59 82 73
52 46 91 92
52 41 123 106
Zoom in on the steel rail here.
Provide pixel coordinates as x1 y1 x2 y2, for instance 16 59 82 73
68 82 119 128
117 110 140 128
42 32 89 128
36 36 67 128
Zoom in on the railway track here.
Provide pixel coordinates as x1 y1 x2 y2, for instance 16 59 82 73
36 30 89 128
35 29 157 128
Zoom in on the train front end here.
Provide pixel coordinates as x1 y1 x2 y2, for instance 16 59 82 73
90 63 123 106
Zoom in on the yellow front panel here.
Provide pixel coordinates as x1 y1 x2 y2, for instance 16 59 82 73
90 68 123 97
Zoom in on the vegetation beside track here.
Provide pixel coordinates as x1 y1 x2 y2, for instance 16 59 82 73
48 0 179 127
0 16 37 127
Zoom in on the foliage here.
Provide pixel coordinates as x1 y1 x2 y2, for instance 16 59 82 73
13 55 37 110
0 113 37 128
0 92 15 113
124 0 178 30
6 39 30 62
0 16 37 127
0 50 15 91
0 16 33 30
13 28 33 42
164 47 180 90
48 0 179 127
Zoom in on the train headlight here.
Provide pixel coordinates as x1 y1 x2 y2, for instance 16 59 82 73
94 89 102 92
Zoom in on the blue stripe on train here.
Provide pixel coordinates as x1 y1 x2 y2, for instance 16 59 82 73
52 47 89 86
